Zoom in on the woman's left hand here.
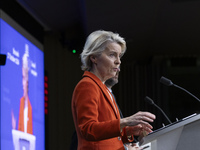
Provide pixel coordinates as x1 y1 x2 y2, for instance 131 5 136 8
126 124 152 137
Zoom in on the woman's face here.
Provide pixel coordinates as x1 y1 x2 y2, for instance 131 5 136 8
91 42 122 82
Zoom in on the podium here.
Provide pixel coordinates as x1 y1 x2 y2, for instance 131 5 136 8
12 129 36 150
139 114 200 150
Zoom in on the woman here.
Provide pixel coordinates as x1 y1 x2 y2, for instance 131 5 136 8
71 30 156 150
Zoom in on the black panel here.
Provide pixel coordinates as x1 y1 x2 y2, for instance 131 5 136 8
0 0 44 43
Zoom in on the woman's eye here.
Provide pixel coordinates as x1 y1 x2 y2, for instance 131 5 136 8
110 54 114 57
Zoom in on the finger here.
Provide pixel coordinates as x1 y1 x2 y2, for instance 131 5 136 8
141 116 154 123
141 123 153 130
135 120 153 129
142 130 148 137
144 128 153 134
138 127 153 137
137 111 156 121
126 112 155 127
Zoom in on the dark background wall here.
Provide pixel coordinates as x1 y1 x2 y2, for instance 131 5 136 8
1 0 200 149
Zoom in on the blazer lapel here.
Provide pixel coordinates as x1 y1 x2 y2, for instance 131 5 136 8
83 71 120 119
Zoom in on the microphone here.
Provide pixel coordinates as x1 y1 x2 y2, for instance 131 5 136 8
160 76 200 103
145 96 172 124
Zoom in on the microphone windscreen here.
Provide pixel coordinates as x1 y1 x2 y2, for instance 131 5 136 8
145 96 154 105
160 76 173 86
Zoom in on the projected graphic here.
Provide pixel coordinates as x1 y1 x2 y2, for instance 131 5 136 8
0 15 44 150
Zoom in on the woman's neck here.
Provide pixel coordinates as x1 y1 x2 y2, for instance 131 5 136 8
89 69 106 84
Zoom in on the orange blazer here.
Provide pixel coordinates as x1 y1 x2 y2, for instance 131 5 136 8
72 71 131 150
18 96 33 134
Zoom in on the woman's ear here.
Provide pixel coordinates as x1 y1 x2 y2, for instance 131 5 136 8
90 55 96 64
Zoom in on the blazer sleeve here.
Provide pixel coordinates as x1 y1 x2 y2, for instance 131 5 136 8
121 127 134 143
73 80 122 141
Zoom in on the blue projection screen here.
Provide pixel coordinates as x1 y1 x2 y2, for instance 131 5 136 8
0 11 44 150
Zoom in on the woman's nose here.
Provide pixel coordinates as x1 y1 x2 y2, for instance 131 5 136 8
115 56 121 65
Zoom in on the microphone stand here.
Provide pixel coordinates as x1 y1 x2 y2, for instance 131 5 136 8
173 84 200 103
160 76 200 103
145 96 172 124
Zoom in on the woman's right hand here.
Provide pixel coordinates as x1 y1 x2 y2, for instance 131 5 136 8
120 111 156 131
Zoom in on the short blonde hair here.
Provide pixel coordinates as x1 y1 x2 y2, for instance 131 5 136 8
80 30 126 71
